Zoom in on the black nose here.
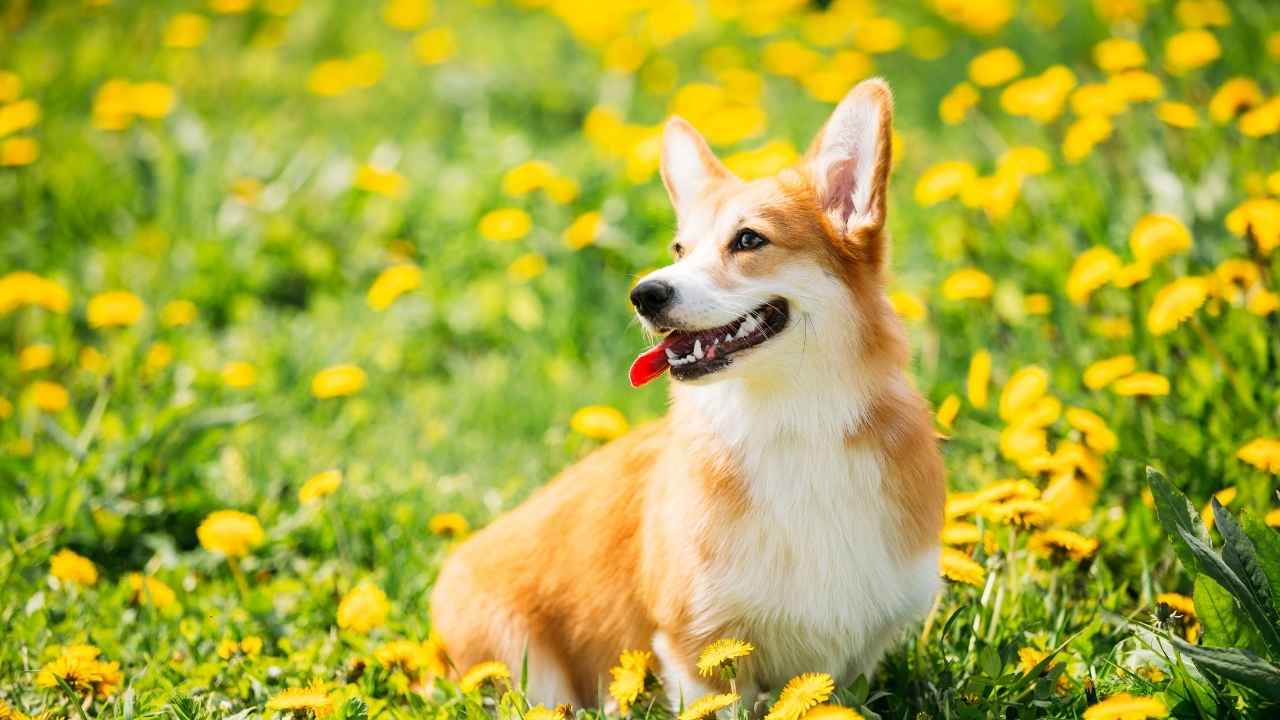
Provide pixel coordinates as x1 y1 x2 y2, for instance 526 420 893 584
630 280 674 318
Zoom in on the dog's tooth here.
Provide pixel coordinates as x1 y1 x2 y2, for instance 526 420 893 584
693 339 704 360
665 348 678 362
725 334 733 342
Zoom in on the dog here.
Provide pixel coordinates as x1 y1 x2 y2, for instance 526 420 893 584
430 78 945 709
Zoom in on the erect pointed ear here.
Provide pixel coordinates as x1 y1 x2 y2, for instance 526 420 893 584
661 116 732 214
806 78 894 238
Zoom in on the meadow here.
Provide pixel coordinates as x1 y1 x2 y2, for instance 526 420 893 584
3 0 1280 718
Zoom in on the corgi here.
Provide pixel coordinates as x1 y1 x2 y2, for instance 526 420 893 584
430 78 945 709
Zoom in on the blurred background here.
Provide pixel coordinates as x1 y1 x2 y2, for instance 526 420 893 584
3 0 1280 717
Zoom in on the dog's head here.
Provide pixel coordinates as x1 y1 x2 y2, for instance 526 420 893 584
629 79 900 388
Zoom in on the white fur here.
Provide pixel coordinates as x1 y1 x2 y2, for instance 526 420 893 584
811 86 886 234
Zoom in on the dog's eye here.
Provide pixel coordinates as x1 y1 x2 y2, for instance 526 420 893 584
731 228 768 252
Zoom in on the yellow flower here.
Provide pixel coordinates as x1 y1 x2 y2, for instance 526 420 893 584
696 638 754 676
1214 259 1261 301
428 512 470 539
1093 38 1146 72
941 521 981 546
0 99 41 136
1109 70 1163 103
161 299 198 327
502 160 555 196
1147 277 1209 335
144 342 173 375
367 264 422 310
1130 214 1192 264
197 510 264 558
765 673 835 720
221 361 257 388
762 40 822 78
1066 246 1121 304
1 137 38 166
80 349 107 374
50 549 98 586
1112 261 1151 288
299 469 342 504
130 82 176 119
1165 30 1220 74
1240 97 1280 138
570 404 629 440
507 253 547 283
997 146 1051 178
164 13 209 49
608 650 651 712
311 364 367 399
1000 424 1048 467
680 693 739 720
209 0 253 13
1029 529 1099 561
413 27 457 65
0 698 31 720
1083 355 1137 390
479 208 533 242
18 343 54 372
88 290 145 328
266 683 333 717
1000 65 1076 123
0 71 19 103
1063 114 1113 162
564 211 603 250
967 349 992 409
999 366 1049 421
1201 487 1237 529
31 380 69 412
968 47 1022 87
984 498 1048 528
126 573 178 609
939 547 985 587
1266 508 1280 528
941 268 993 301
914 161 977 206
888 290 927 322
1209 78 1262 123
240 635 264 656
939 82 979 125
1248 289 1280 316
376 638 445 678
1066 407 1118 453
723 139 798 180
1225 197 1280 256
354 164 407 199
337 582 391 634
1084 694 1168 720
36 648 121 699
1070 83 1128 117
383 0 431 30
1156 101 1199 128
936 394 961 431
1176 0 1231 27
1112 372 1170 397
1238 438 1280 473
0 272 69 314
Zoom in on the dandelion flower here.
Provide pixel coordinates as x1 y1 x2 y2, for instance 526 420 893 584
945 491 982 520
802 706 863 720
724 139 799 181
164 13 208 49
940 547 984 586
18 343 54 372
967 350 992 409
266 683 333 717
939 82 979 125
197 510 264 558
984 499 1048 529
1093 38 1145 72
914 161 976 206
1201 487 1236 529
765 673 835 720
50 549 98 586
383 0 431 31
479 208 533 242
29 380 68 412
87 290 144 328
366 264 422 310
1265 508 1280 528
998 366 1049 422
940 521 981 546
429 512 470 539
1066 407 1118 454
935 394 961 430
1112 372 1170 397
161 299 198 327
1084 694 1168 720
222 361 257 388
570 405 629 440
1225 198 1280 256
1112 261 1151 288
527 707 568 720
1238 438 1280 473
968 47 1022 87
0 699 31 720
311 364 367 399
1083 355 1136 390
1156 101 1198 128
1029 529 1099 561
1129 214 1191 264
36 646 121 699
1209 78 1262 123
337 582 391 634
299 469 342 504
680 693 739 720
1146 277 1209 335
126 573 177 609
564 211 603 250
941 268 993 301
1062 114 1113 163
697 638 754 677
888 290 927 322
1164 30 1220 75
412 27 457 66
609 650 651 712
1066 247 1121 304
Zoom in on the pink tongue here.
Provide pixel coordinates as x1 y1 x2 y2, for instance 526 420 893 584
629 337 674 388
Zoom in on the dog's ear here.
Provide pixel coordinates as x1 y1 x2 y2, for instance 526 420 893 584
806 78 893 239
661 116 732 214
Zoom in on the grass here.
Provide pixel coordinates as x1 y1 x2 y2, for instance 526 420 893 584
2 0 1280 718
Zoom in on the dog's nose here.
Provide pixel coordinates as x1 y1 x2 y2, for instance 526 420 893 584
630 280 674 318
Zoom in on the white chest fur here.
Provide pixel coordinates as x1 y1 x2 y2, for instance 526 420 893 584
679 379 940 688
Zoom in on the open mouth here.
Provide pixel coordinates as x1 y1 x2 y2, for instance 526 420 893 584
629 299 790 387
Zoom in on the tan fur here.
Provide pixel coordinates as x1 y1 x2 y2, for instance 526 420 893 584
430 78 944 706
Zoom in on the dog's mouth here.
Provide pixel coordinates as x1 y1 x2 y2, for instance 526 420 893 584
629 299 790 387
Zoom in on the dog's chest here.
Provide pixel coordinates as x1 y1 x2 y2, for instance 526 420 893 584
693 437 932 685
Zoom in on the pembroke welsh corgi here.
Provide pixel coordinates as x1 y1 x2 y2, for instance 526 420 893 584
430 78 945 709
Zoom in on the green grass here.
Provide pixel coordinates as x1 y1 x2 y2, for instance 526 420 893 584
3 0 1280 718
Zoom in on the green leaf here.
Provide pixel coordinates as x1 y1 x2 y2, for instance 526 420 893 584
1242 513 1280 616
1147 467 1209 575
1212 499 1280 628
1174 523 1280 657
342 697 370 720
1172 638 1280 701
1195 575 1264 654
